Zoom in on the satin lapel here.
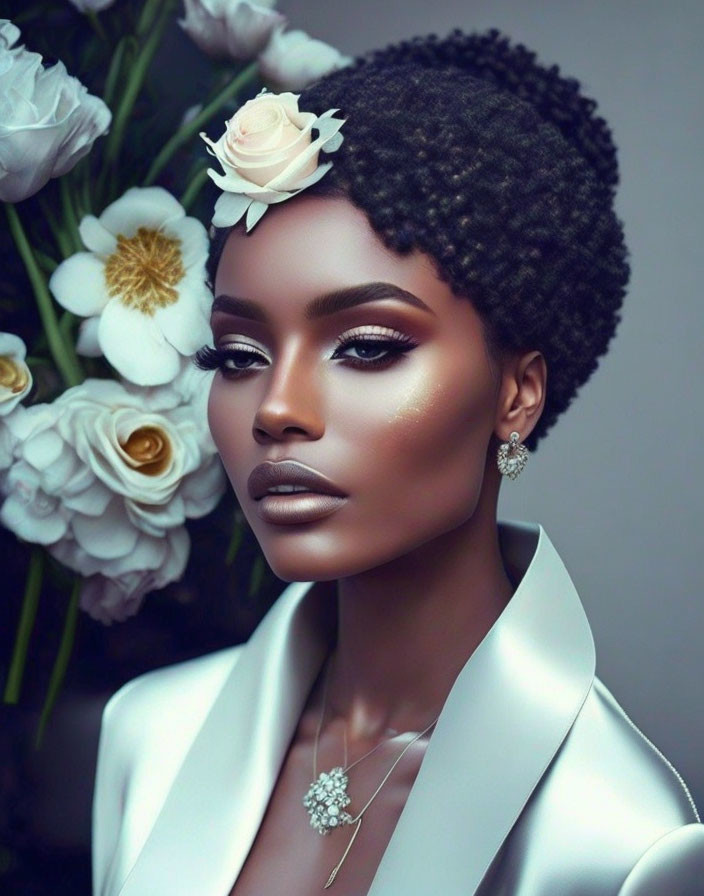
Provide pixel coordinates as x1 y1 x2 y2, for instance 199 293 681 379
367 522 596 896
116 580 331 896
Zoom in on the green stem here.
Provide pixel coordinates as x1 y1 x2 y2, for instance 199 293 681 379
39 197 74 260
86 10 108 42
143 61 258 187
180 167 210 212
3 548 44 704
34 249 59 276
102 36 130 107
136 0 164 37
225 511 244 567
102 0 178 171
60 177 83 254
4 204 84 388
247 554 266 599
34 577 81 751
59 310 78 344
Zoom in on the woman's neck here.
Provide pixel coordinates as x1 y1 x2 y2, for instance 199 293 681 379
327 488 514 741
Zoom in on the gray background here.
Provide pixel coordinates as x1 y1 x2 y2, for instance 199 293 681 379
279 0 704 810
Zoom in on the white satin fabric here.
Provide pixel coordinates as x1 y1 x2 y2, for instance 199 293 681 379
92 521 704 895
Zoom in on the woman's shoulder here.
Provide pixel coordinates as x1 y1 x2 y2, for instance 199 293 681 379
92 644 245 894
99 643 244 771
582 675 700 824
483 673 703 894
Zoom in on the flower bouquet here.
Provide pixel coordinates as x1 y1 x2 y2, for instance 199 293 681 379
0 0 350 746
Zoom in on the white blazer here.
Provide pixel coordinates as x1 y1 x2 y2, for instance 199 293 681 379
92 521 704 895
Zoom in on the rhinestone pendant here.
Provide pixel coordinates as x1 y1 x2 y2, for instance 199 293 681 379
303 767 354 834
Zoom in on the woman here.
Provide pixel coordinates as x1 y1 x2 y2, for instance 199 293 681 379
91 29 704 895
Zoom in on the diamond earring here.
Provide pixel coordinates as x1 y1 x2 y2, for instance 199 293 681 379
497 431 528 480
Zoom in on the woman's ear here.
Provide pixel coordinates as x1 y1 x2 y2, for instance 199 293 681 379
494 351 547 443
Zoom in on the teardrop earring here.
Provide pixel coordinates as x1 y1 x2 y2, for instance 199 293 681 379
497 431 528 480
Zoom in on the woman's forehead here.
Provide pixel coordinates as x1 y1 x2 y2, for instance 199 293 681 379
213 195 454 312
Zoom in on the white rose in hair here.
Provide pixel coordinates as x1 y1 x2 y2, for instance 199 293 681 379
201 89 345 230
0 333 32 417
0 19 111 203
179 0 285 61
258 26 352 92
49 187 211 386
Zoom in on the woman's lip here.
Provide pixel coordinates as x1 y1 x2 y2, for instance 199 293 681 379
256 492 347 525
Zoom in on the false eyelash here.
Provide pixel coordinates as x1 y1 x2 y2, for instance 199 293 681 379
194 344 224 371
193 333 419 378
330 333 418 369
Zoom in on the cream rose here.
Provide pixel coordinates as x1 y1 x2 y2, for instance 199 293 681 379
0 332 32 416
201 89 345 230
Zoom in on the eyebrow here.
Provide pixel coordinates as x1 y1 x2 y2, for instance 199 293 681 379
210 282 435 322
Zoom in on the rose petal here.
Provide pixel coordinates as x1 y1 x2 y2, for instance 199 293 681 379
0 333 27 358
72 498 139 559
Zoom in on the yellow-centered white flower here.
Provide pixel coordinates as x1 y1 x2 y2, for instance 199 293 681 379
49 187 212 386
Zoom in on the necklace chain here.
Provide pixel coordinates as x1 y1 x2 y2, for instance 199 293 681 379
304 656 440 889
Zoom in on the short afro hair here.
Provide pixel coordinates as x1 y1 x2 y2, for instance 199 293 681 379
207 29 630 450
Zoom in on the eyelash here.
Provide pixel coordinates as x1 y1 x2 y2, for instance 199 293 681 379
194 329 418 379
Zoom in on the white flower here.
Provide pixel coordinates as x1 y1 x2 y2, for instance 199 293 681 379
48 187 212 386
67 0 116 11
0 19 111 203
258 26 352 92
0 379 226 620
201 89 345 230
69 527 190 625
179 0 285 61
0 333 32 416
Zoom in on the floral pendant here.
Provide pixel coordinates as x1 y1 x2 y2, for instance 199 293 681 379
303 766 354 834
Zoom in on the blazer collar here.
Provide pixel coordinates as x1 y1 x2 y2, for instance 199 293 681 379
117 521 595 896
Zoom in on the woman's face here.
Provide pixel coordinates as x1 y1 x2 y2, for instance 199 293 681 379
208 196 504 582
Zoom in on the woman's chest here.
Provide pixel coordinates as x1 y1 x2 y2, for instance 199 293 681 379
228 741 426 896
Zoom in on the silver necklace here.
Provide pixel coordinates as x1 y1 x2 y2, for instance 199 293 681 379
302 658 439 888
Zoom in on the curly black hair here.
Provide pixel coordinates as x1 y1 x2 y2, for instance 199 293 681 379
207 29 630 450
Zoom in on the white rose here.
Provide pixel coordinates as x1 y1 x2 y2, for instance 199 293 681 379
0 332 32 416
0 379 225 619
201 89 345 230
53 379 225 536
49 187 212 386
179 0 285 61
67 526 190 625
0 19 111 203
258 26 352 92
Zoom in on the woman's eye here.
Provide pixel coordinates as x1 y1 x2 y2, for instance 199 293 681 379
331 334 417 369
194 343 268 378
194 331 418 379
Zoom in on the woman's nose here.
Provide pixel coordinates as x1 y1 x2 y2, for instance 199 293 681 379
252 348 325 443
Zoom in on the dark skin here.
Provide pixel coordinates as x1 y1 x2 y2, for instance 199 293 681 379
207 196 547 894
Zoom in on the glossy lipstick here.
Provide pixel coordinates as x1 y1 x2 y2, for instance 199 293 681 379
257 493 346 525
248 460 347 525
